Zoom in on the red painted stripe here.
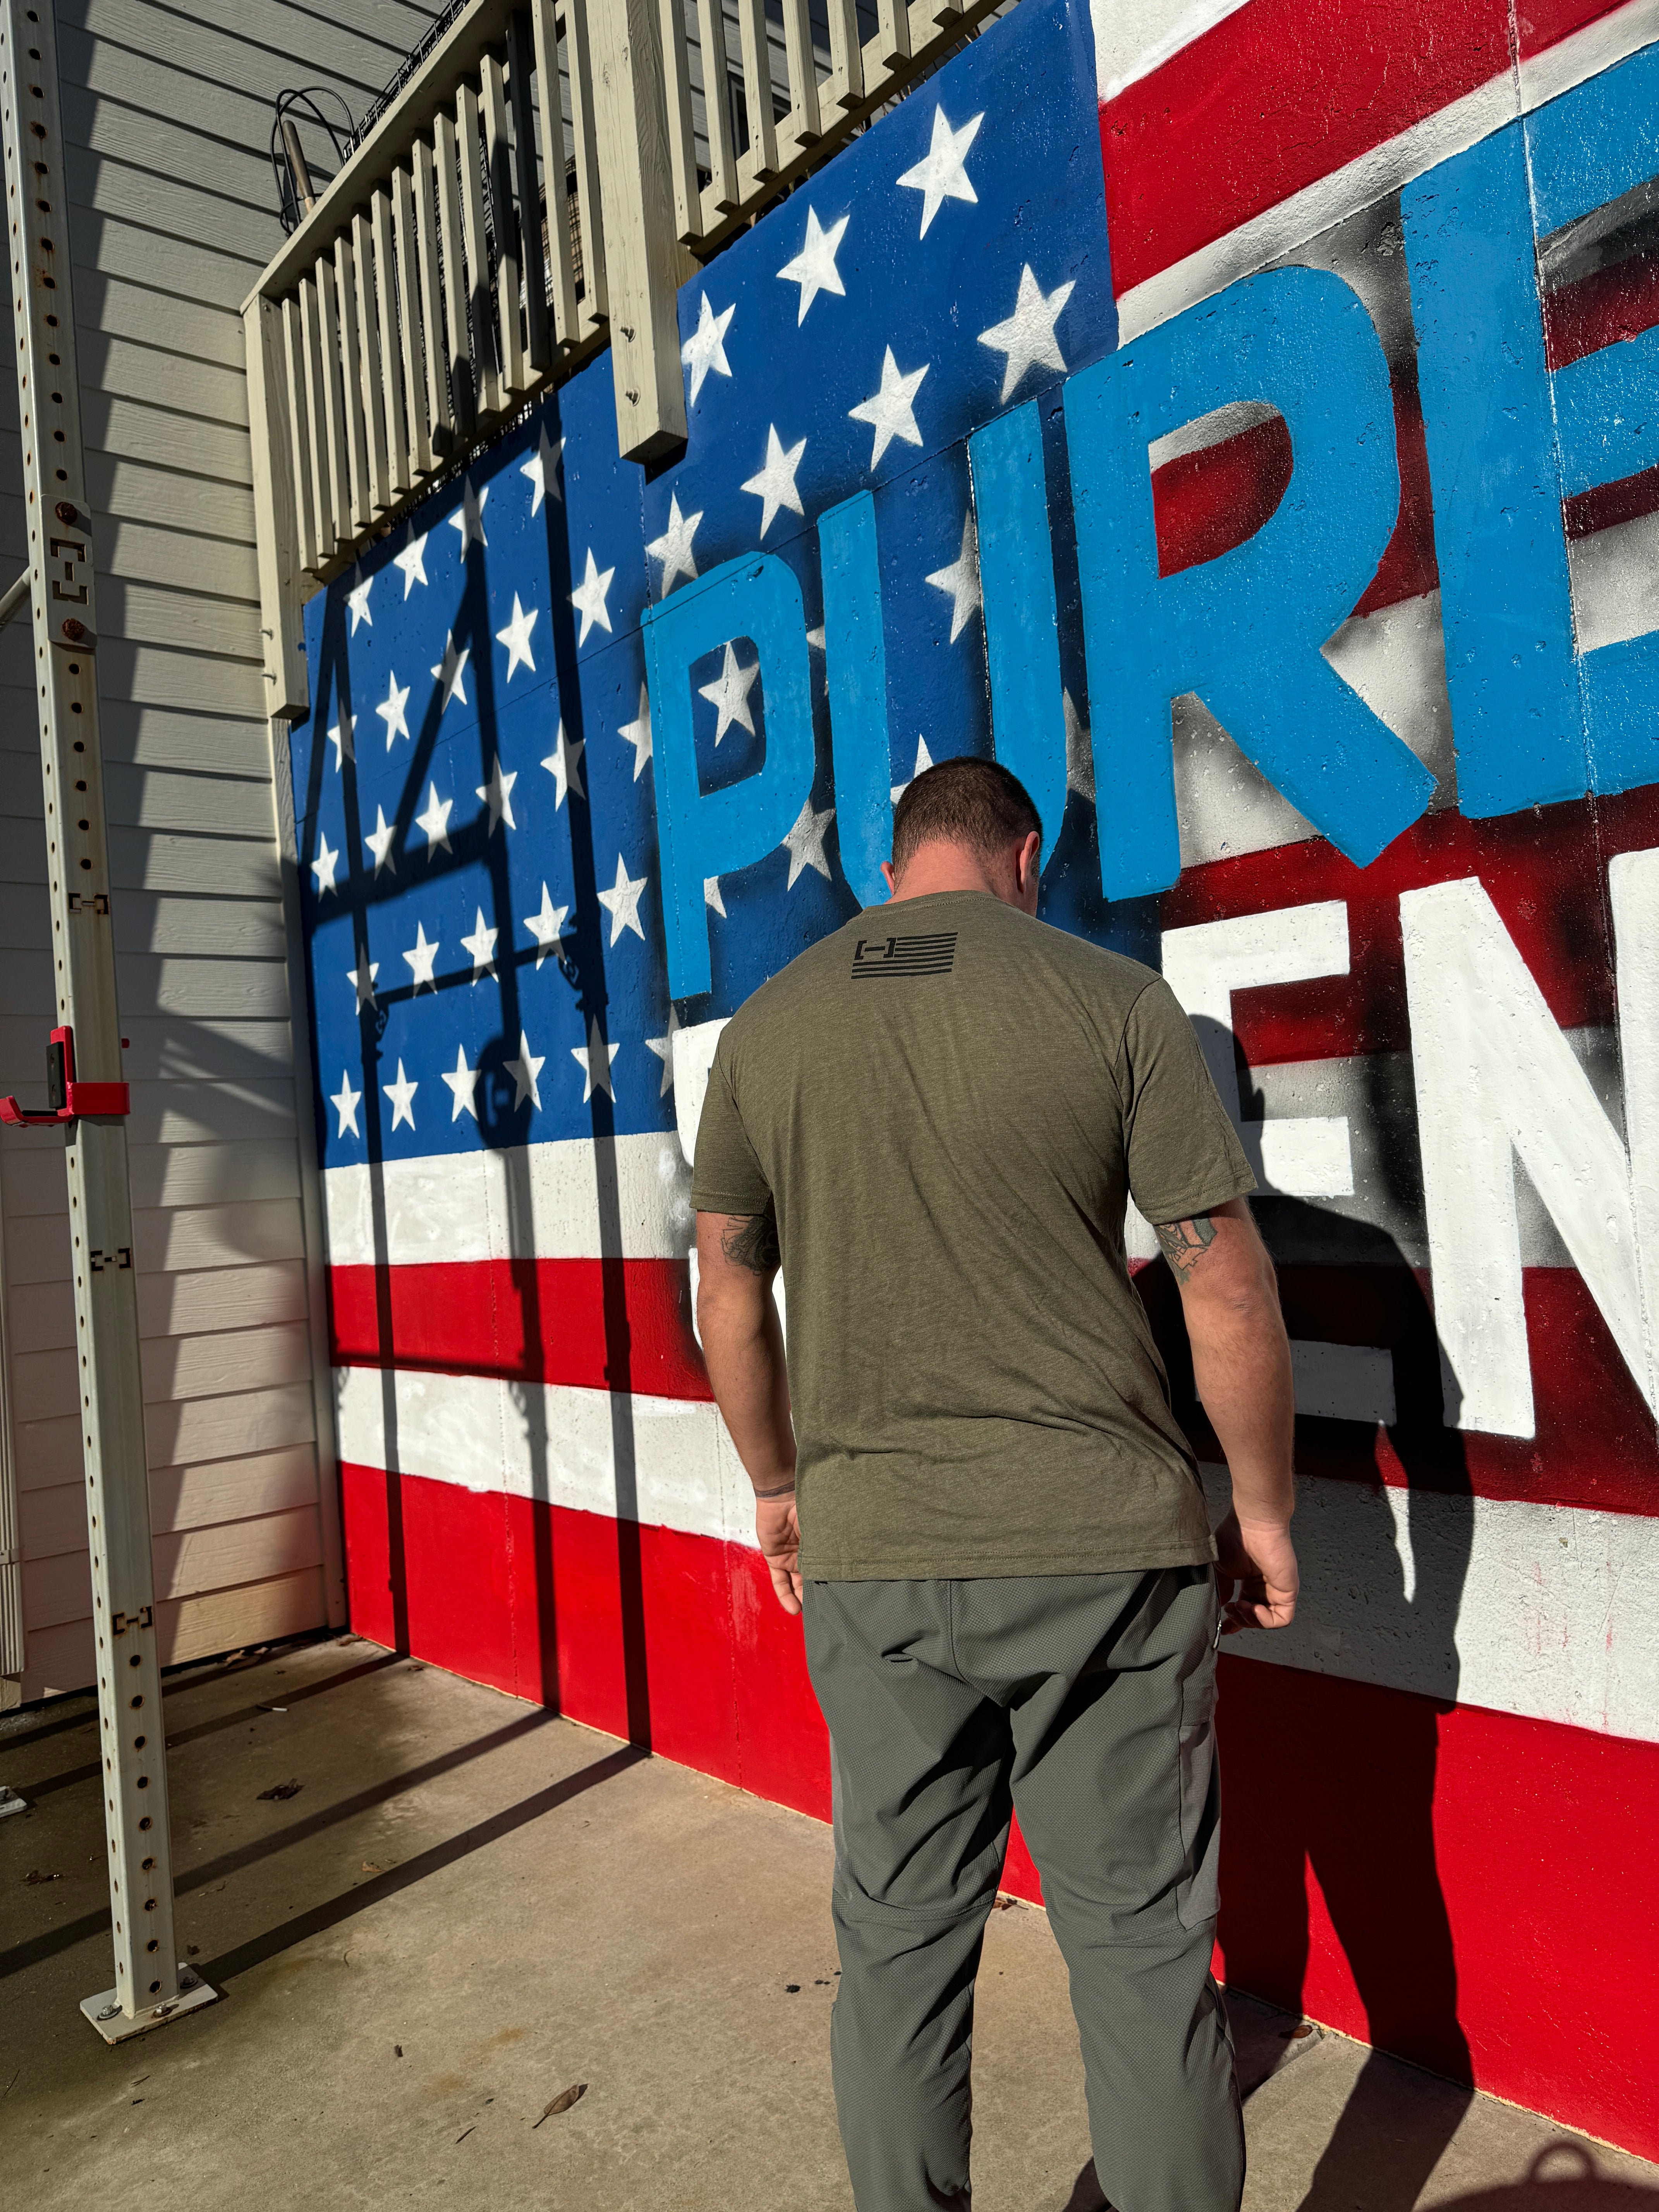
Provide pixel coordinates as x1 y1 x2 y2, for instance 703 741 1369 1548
1153 416 1293 577
1214 1657 1658 2159
1565 459 1659 539
328 1255 714 1401
1159 781 1659 1069
1135 1262 1659 1517
1099 0 1630 298
340 1461 1659 2161
1545 247 1659 370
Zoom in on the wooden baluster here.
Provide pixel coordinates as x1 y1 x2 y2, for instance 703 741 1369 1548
281 292 319 575
735 0 778 188
506 9 553 374
531 0 580 348
374 184 415 498
457 81 503 419
695 0 737 220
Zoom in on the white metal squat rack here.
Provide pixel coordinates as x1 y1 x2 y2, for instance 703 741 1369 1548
0 0 217 2040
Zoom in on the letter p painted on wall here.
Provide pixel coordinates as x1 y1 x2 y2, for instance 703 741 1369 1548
643 552 817 999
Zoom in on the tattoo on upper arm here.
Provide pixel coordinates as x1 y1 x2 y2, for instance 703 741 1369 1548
720 1207 781 1274
1154 1213 1218 1284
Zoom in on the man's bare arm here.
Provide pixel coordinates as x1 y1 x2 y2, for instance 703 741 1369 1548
1154 1197 1298 1632
696 1208 802 1615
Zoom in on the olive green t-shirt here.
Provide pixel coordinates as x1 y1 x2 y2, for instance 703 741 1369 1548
690 890 1255 1578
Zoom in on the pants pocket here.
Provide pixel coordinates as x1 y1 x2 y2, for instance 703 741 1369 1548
1175 1662 1221 1929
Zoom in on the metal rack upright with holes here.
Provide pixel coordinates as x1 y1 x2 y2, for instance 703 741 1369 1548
0 0 216 2040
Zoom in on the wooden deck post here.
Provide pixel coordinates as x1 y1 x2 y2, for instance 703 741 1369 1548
587 0 689 462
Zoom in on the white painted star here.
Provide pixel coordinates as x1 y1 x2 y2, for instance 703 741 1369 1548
777 206 848 325
978 265 1076 404
806 625 826 652
495 592 539 679
698 641 761 745
347 960 380 1010
644 1005 681 1097
523 881 570 967
898 105 983 237
363 803 398 876
597 852 648 946
891 735 934 806
618 684 652 780
542 719 586 808
432 634 470 711
402 921 439 990
441 1044 481 1123
782 798 836 889
383 1058 418 1132
522 422 563 513
646 495 701 595
570 1017 619 1104
311 833 340 896
375 671 410 747
393 531 428 595
414 781 452 855
1064 687 1094 803
331 1069 361 1138
850 348 929 471
328 708 355 771
346 570 373 633
448 476 489 553
476 756 517 834
505 1029 547 1112
570 548 615 646
705 876 727 917
742 424 806 539
682 291 735 405
460 907 498 981
926 511 982 643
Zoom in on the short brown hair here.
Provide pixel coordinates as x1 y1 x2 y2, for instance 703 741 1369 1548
890 756 1042 875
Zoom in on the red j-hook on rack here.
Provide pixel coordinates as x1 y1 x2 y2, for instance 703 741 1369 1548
0 1024 129 1127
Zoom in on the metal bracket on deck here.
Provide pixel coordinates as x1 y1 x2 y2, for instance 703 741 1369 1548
0 1025 130 1128
81 1965 220 2045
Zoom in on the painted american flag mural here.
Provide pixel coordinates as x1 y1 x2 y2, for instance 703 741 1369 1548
291 0 1659 2157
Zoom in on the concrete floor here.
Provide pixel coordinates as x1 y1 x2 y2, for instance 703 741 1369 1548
2 1635 1655 2212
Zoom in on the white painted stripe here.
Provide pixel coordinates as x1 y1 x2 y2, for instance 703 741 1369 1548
1199 1463 1659 1745
335 1364 758 1549
321 1033 1621 1280
339 1357 1659 1743
321 1130 695 1267
1112 0 1659 342
1089 0 1251 104
1289 1339 1396 1424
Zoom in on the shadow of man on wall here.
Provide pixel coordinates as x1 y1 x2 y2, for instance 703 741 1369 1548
1137 1024 1478 2212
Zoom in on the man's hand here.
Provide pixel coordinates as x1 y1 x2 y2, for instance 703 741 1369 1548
697 1209 804 1618
1212 1509 1298 1633
757 1493 804 1616
1153 1198 1298 1630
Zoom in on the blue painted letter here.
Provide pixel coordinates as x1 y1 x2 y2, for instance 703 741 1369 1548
968 402 1068 869
819 493 892 908
1065 265 1433 900
643 552 816 1000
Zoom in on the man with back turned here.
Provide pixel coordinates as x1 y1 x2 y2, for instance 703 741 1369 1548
692 757 1298 2212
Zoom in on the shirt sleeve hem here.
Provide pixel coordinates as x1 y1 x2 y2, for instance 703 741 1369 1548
1131 1169 1258 1226
690 1185 774 1216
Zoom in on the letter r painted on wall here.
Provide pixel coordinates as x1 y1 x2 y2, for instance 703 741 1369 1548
643 552 817 1000
1064 265 1436 900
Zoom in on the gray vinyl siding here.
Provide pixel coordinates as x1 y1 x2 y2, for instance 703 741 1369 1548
0 0 439 1699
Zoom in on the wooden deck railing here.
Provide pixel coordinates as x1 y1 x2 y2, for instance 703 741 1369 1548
243 0 1011 718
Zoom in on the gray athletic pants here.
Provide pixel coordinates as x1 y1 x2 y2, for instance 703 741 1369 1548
801 1566 1241 2212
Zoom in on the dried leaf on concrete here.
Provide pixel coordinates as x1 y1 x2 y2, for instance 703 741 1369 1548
532 2083 588 2126
257 1780 302 1801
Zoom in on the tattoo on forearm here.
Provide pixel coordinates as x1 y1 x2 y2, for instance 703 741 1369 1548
1154 1213 1218 1283
721 1207 781 1273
